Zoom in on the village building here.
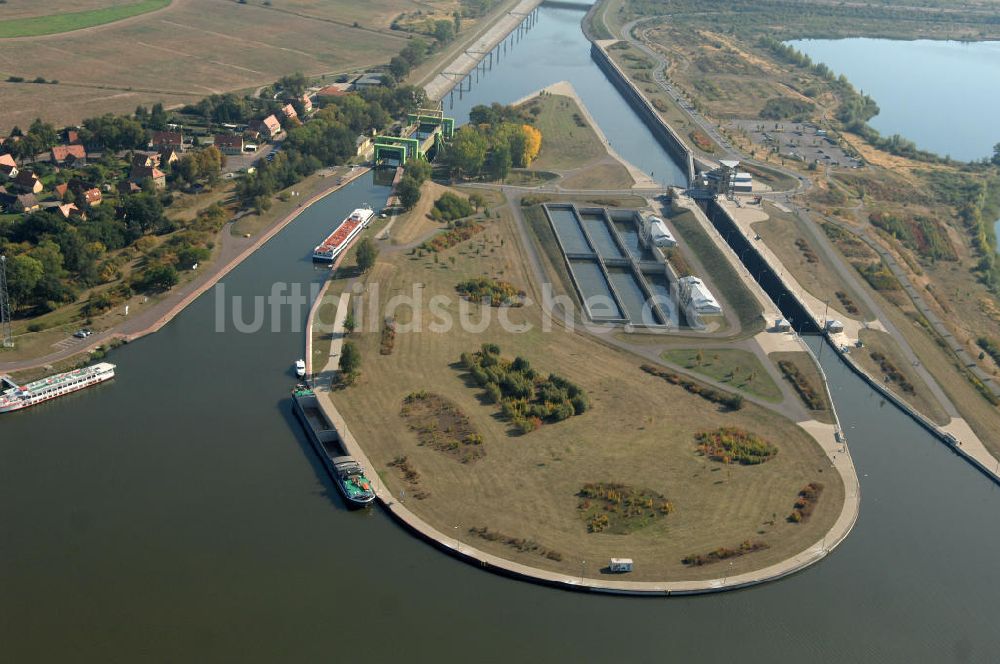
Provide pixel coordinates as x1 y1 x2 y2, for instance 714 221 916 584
214 134 244 156
250 115 282 140
0 154 18 180
118 181 141 196
13 170 43 194
82 187 103 207
150 131 184 151
50 144 87 166
14 193 40 213
130 164 166 190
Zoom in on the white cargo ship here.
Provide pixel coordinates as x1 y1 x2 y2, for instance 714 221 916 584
312 207 374 262
0 363 116 413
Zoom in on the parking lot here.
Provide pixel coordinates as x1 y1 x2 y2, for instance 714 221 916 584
727 120 863 169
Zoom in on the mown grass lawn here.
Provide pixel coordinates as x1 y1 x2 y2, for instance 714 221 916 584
324 198 844 582
662 348 782 402
0 1 171 38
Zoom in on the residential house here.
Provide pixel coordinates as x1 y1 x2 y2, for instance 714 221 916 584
13 170 43 194
250 115 282 140
132 152 161 169
281 104 298 121
159 149 180 167
51 144 87 166
214 134 244 156
300 93 313 113
0 154 17 180
314 84 350 104
54 202 83 220
54 183 69 199
150 131 184 151
64 129 80 144
118 181 141 196
82 188 103 207
353 73 385 90
14 193 40 213
130 164 166 190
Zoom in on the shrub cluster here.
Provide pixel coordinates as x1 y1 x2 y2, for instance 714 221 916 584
869 210 956 261
795 238 818 264
467 526 563 561
380 316 396 355
976 337 1000 367
688 129 715 153
640 364 744 410
460 344 588 434
760 97 814 122
835 290 860 316
788 482 824 523
695 427 778 465
682 540 769 567
777 360 826 411
430 192 474 222
417 219 484 253
857 262 899 292
387 455 429 499
455 277 525 307
400 391 484 463
870 351 915 394
577 483 673 534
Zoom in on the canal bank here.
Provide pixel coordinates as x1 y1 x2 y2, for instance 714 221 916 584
590 40 696 184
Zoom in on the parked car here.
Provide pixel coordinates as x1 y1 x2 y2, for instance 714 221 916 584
73 329 92 339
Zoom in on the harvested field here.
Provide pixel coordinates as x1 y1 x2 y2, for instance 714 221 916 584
0 0 413 128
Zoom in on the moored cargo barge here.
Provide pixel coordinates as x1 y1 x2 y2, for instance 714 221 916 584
291 386 375 506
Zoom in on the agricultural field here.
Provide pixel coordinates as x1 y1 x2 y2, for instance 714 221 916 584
326 196 844 582
0 0 414 129
0 1 172 39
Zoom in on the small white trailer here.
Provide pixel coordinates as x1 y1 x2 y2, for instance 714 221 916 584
609 558 633 573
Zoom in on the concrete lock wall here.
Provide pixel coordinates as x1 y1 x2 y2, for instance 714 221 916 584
589 42 695 185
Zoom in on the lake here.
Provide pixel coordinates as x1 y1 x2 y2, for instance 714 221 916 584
787 38 1000 162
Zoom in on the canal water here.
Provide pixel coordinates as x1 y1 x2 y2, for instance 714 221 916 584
3 5 1000 662
786 38 1000 163
446 5 688 188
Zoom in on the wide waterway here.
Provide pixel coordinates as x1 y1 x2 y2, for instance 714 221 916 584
3 5 1000 662
787 38 1000 163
